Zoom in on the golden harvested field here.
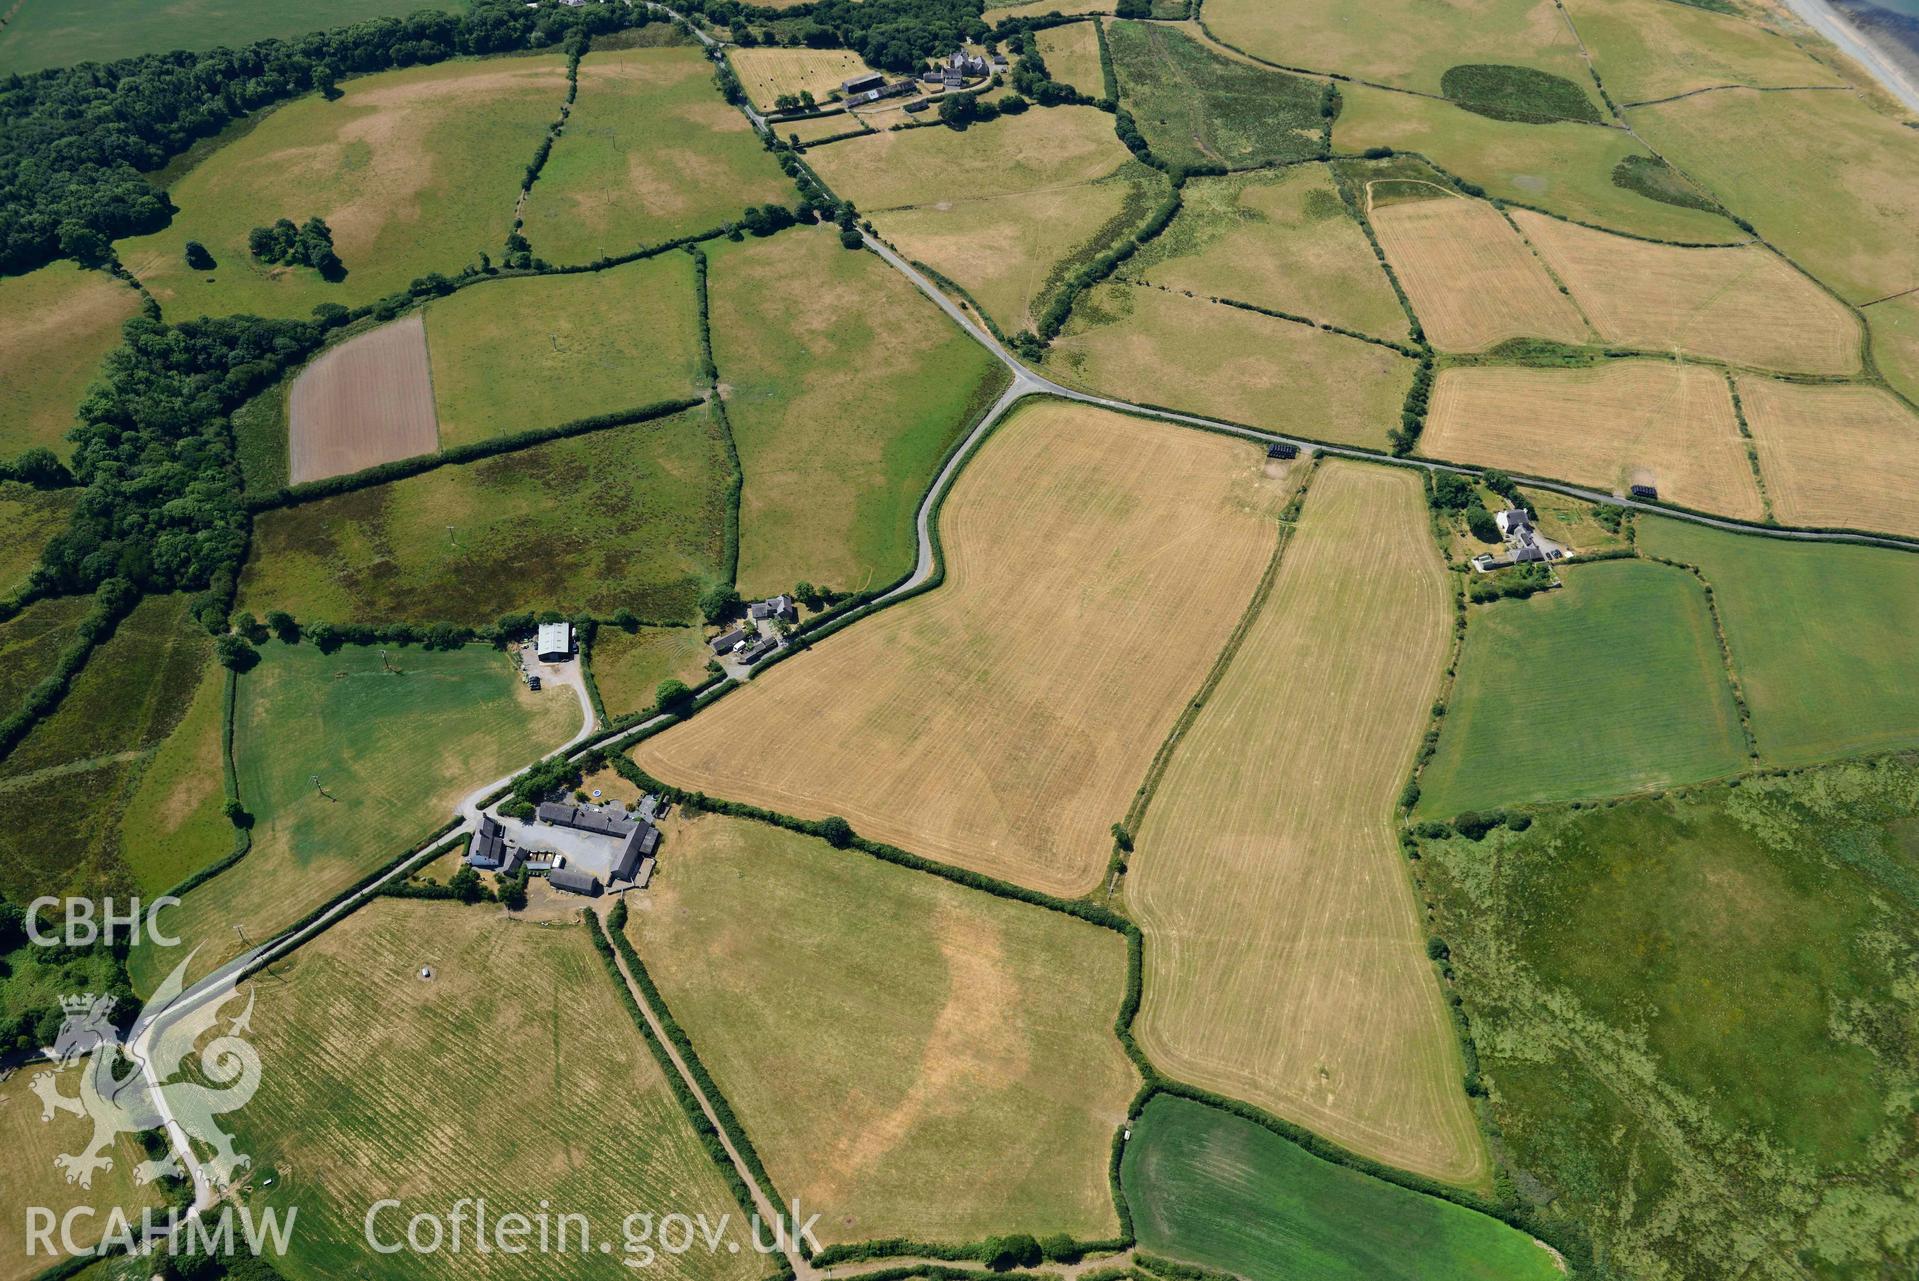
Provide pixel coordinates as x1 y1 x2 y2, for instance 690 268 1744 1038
728 46 875 110
0 264 138 458
1737 379 1919 537
233 902 761 1281
1563 0 1843 103
1037 20 1106 96
1371 195 1589 351
627 813 1136 1244
806 105 1132 210
287 313 439 484
1422 362 1764 518
1128 461 1485 1187
1045 281 1415 449
634 400 1288 897
1512 210 1860 374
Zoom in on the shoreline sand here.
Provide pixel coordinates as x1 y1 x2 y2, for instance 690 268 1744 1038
1777 0 1919 112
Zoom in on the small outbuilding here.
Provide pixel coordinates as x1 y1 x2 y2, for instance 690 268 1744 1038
711 628 747 656
548 866 603 897
841 72 886 96
1629 483 1659 500
535 621 574 662
1266 442 1299 460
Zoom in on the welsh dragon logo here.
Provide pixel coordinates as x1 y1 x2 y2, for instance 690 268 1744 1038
29 950 265 1192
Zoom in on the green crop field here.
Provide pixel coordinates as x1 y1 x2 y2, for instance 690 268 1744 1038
1123 1096 1561 1281
0 264 139 458
1638 517 1919 766
424 253 703 449
116 57 569 320
0 483 77 595
128 642 579 995
233 900 760 1281
1418 559 1749 817
519 44 793 266
1417 762 1919 1278
0 595 91 717
709 226 1007 598
115 656 236 897
589 625 711 717
624 813 1137 1245
0 0 460 75
1107 21 1327 172
238 408 730 626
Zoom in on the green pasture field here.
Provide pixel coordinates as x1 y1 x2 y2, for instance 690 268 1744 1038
1418 762 1919 1278
0 483 77 594
1637 516 1919 765
0 596 91 720
424 253 703 449
518 44 793 266
0 0 460 74
1562 0 1843 104
624 813 1137 1245
709 226 1006 597
116 56 569 321
0 264 138 458
1334 84 1739 242
1106 20 1326 171
1034 20 1105 97
128 642 579 996
233 374 291 497
1628 87 1919 303
115 656 235 896
1868 291 1919 405
237 408 729 625
233 900 761 1281
1123 1095 1561 1281
589 624 710 716
1127 165 1410 341
1044 280 1413 448
1418 559 1749 817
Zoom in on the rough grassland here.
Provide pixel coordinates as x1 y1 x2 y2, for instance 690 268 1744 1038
0 264 138 458
520 46 792 266
0 0 457 74
782 111 869 143
1422 363 1762 518
238 408 729 626
1867 290 1919 404
288 313 439 485
424 253 702 450
1562 0 1843 103
128 643 578 995
1418 765 1919 1279
1036 21 1106 96
233 901 760 1281
1123 1096 1560 1281
728 45 874 110
1371 196 1588 351
626 813 1136 1244
1129 166 1410 341
1107 20 1327 171
1738 378 1919 536
1419 560 1748 816
635 401 1287 897
1045 283 1413 449
115 654 234 896
117 57 568 320
1202 0 1590 94
1334 84 1738 242
590 625 710 716
1512 209 1860 373
0 483 77 595
1638 515 1919 764
1629 87 1919 304
0 595 90 716
711 227 1004 597
1128 461 1479 1186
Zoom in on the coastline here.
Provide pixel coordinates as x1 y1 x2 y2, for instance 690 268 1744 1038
1777 0 1919 113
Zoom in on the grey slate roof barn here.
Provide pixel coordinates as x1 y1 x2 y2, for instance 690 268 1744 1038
548 866 603 897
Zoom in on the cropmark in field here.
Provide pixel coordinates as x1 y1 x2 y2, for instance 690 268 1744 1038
287 313 439 485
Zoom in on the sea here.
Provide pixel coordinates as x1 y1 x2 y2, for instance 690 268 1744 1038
1830 0 1919 71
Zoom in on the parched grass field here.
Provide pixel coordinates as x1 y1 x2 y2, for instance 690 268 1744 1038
115 655 236 896
589 625 710 717
520 46 793 266
727 46 874 111
1737 378 1919 538
1128 165 1410 341
0 264 138 458
288 313 439 485
1421 362 1763 518
0 595 90 716
1638 516 1919 765
238 408 729 625
1035 20 1106 97
1045 282 1413 448
781 111 869 144
117 57 567 320
129 643 579 995
1418 559 1748 817
1628 87 1919 304
710 226 1006 598
0 0 457 74
1562 0 1842 103
1370 195 1588 351
1418 764 1919 1278
0 483 77 595
232 901 760 1281
1333 85 1738 243
625 813 1136 1244
1127 461 1483 1187
1123 1096 1561 1281
424 253 703 450
1511 209 1860 373
1107 20 1327 171
1867 291 1919 405
634 400 1288 897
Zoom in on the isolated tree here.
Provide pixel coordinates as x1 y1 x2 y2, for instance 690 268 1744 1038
183 239 216 270
448 866 486 904
222 798 253 829
314 62 340 99
656 679 693 713
699 583 741 624
232 610 268 643
818 816 854 848
214 633 258 672
264 609 299 643
1465 502 1500 543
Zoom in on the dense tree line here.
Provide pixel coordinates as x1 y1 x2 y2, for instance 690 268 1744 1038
690 0 986 71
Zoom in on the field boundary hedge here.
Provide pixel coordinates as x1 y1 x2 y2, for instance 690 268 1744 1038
1640 552 1763 760
1205 292 1420 357
688 245 744 588
0 580 136 764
